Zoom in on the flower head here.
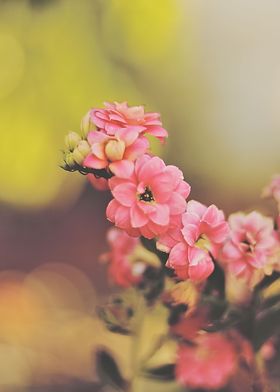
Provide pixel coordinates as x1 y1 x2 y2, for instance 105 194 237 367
101 228 145 288
158 200 229 282
221 211 279 282
175 333 237 390
83 128 149 178
88 101 168 142
106 154 190 239
262 174 280 210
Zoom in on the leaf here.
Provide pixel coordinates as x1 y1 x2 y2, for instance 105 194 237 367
95 349 127 391
254 271 280 293
203 260 225 299
142 364 175 381
140 236 169 266
253 301 280 351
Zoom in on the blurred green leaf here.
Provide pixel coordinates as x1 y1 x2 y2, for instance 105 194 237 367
253 301 280 351
95 349 127 391
142 364 175 381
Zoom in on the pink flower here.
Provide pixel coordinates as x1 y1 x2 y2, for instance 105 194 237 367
87 174 109 191
262 174 280 209
89 101 168 142
175 333 237 390
158 200 229 282
106 155 190 239
101 228 145 288
83 128 149 178
221 211 279 281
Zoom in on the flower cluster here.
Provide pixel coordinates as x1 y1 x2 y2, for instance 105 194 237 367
61 102 280 391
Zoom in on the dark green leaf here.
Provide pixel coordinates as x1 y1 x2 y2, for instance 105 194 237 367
142 364 175 381
95 349 127 390
253 301 280 351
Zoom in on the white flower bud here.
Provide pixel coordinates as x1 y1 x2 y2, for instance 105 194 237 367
65 132 81 151
105 139 125 161
72 140 91 165
80 111 94 138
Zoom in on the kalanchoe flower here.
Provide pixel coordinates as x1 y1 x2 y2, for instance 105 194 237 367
87 101 168 142
221 211 280 282
262 174 280 210
175 333 237 390
100 228 145 288
101 227 160 287
106 154 190 238
157 200 229 282
83 128 149 178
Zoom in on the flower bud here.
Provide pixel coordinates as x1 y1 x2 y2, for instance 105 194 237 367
72 140 91 165
105 139 125 161
80 111 94 138
65 132 81 151
64 152 76 169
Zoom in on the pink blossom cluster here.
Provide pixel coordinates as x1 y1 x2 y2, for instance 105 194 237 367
82 102 280 285
63 101 280 392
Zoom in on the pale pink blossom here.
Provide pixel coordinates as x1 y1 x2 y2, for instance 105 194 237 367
176 333 237 390
89 101 168 142
83 128 149 178
262 174 280 209
221 211 279 281
87 174 109 191
106 155 190 239
157 200 229 282
101 228 145 288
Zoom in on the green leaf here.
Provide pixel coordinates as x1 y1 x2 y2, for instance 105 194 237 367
95 349 127 391
142 364 175 381
253 301 280 351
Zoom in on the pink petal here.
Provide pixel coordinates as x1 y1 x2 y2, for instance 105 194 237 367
109 160 134 178
188 247 214 281
150 171 178 202
112 182 137 207
137 156 165 183
222 241 242 260
91 143 106 160
83 155 107 169
116 128 139 146
202 205 220 226
167 242 188 268
87 131 108 144
140 224 156 239
124 137 149 161
187 200 207 218
175 180 191 199
115 205 131 228
206 222 229 243
106 199 119 222
149 204 170 226
168 193 187 215
130 204 149 228
181 224 199 247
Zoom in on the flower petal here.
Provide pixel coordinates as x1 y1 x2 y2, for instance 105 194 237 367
112 183 137 207
149 204 170 226
130 204 149 228
83 154 107 169
109 160 135 178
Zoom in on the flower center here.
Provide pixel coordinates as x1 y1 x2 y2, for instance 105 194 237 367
241 233 256 253
139 187 154 203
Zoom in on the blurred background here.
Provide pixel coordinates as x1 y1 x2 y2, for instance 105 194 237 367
0 0 280 389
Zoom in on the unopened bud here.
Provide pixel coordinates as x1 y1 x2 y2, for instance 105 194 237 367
72 140 91 165
64 152 76 169
105 139 125 161
65 132 81 151
80 110 94 138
